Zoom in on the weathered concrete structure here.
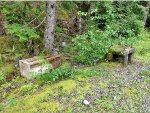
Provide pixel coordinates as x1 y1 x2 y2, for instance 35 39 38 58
107 46 135 66
19 56 61 78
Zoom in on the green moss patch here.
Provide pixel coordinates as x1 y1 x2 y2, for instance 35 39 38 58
140 69 150 77
109 45 125 53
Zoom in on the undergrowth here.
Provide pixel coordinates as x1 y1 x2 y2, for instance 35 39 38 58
0 64 14 85
35 66 77 83
140 69 150 77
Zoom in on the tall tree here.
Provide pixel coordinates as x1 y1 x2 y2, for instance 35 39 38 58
144 1 150 25
45 1 56 53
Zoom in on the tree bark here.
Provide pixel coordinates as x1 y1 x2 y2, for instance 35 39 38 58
45 1 56 53
144 1 150 26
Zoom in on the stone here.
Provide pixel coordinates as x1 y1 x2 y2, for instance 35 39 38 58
83 100 90 105
114 96 117 100
19 55 61 78
62 41 67 47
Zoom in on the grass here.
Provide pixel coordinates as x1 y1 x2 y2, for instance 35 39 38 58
140 69 150 77
0 79 77 113
134 33 150 64
0 64 14 84
0 34 150 112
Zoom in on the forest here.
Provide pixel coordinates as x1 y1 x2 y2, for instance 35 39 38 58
0 1 150 113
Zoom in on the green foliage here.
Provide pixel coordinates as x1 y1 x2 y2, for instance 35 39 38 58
77 67 110 78
96 99 114 111
109 45 125 53
19 84 38 95
71 28 109 65
140 69 150 77
36 66 77 83
1 2 45 25
80 1 145 41
6 23 39 42
88 1 145 40
7 98 17 107
134 34 150 64
0 65 14 85
71 1 146 65
55 26 62 33
61 1 77 11
0 104 3 111
57 86 66 96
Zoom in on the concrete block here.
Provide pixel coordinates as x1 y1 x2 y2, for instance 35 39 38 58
19 56 61 78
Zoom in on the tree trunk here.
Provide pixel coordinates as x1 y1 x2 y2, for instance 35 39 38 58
144 1 150 26
45 1 56 54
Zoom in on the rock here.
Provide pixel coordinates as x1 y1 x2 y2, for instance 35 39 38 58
74 65 78 68
83 100 90 105
62 41 67 47
114 96 117 100
53 48 59 55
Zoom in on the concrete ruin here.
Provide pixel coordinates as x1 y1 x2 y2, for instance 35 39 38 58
19 56 61 78
107 46 135 66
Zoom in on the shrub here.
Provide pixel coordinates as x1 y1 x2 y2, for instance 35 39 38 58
36 66 77 83
0 65 14 85
7 98 17 107
19 84 38 95
0 104 3 111
6 23 39 42
140 69 150 77
71 28 110 65
69 1 145 65
89 1 145 40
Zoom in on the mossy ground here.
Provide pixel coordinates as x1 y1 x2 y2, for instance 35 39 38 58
0 35 150 113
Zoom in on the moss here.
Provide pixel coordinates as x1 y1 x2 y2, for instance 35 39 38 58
19 84 38 95
76 80 92 101
0 64 14 84
2 79 77 112
61 61 71 67
56 8 71 21
74 76 88 82
75 67 110 78
123 87 138 97
3 88 61 113
4 100 61 113
0 37 13 53
0 103 4 112
99 61 122 68
53 79 76 93
99 82 108 89
140 69 150 77
110 45 125 53
95 98 114 112
144 78 150 84
1 80 76 113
